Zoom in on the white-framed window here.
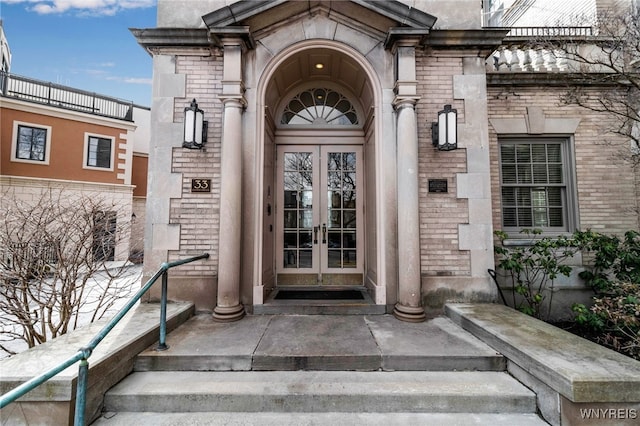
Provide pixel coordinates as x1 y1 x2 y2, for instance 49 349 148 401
83 133 114 170
11 121 52 165
499 137 578 235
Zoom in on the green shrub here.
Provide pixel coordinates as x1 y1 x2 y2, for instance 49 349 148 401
574 230 640 291
571 230 640 360
493 229 579 319
572 282 640 360
494 228 640 359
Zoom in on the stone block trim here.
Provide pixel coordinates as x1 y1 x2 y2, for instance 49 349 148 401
116 133 133 185
456 60 495 281
445 303 640 426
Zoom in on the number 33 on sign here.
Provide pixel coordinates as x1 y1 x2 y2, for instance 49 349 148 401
191 179 211 192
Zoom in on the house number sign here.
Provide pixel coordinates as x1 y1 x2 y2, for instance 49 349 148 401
191 179 211 193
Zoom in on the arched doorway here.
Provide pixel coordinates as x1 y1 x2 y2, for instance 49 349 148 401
254 42 382 304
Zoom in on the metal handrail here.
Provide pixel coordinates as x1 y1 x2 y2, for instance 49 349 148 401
0 253 209 425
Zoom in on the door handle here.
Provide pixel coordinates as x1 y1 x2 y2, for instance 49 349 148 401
313 226 319 244
322 223 327 244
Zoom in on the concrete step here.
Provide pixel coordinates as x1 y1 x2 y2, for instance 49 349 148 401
252 300 386 315
253 288 386 315
103 371 537 414
134 315 506 372
93 411 549 425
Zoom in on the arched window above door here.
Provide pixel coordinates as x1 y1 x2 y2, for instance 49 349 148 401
281 88 359 126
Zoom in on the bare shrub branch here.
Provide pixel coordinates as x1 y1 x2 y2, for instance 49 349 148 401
0 186 140 357
532 6 640 163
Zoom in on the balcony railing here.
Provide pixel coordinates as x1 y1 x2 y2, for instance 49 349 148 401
500 26 594 37
0 71 133 122
485 26 597 73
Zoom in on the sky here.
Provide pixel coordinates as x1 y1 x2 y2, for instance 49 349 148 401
1 0 157 107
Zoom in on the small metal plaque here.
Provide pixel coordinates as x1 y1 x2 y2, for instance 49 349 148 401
428 179 448 193
191 179 211 193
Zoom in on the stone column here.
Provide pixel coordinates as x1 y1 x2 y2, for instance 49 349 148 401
393 98 426 322
213 38 246 322
392 44 426 322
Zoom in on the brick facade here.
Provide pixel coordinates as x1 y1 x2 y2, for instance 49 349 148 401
416 53 471 276
140 0 639 313
487 85 640 236
166 55 224 276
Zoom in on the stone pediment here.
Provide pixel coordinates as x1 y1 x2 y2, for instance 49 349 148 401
203 0 436 48
203 1 436 30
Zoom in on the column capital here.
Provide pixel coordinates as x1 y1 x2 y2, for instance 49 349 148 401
392 96 419 110
219 94 247 109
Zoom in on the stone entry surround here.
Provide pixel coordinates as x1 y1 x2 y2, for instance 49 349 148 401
134 0 506 320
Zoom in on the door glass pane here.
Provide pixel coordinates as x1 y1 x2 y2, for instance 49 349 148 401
300 190 313 208
343 250 357 268
343 191 356 208
300 210 313 228
284 232 297 247
328 250 341 268
284 190 298 208
344 172 356 190
284 211 297 228
282 152 313 269
299 250 312 268
329 191 341 208
329 210 341 227
328 172 341 189
299 231 312 248
343 152 356 170
328 231 341 248
328 153 341 170
343 231 356 248
343 211 356 228
325 151 357 269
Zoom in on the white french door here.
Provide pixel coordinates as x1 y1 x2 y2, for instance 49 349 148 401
275 145 363 285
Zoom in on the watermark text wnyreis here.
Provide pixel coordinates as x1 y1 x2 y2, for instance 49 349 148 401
580 408 637 420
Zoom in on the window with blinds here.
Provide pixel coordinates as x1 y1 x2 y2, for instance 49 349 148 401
499 138 574 233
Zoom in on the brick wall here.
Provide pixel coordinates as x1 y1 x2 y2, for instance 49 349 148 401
487 85 640 236
416 52 472 276
168 54 224 275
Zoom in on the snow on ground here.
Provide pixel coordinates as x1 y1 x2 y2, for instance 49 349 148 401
0 263 143 359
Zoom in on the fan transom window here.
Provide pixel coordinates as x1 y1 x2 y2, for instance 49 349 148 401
281 88 359 125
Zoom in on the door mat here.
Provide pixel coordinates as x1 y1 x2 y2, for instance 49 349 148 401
275 289 364 300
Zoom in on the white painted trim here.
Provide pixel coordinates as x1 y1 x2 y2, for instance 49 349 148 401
0 175 135 192
10 120 52 165
83 132 116 172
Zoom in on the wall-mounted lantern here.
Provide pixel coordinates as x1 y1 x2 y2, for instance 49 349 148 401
431 104 457 151
183 99 208 149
